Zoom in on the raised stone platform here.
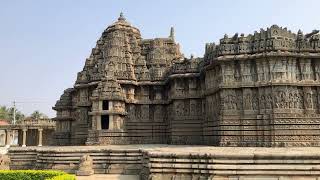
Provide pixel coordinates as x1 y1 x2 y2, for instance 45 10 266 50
8 145 320 180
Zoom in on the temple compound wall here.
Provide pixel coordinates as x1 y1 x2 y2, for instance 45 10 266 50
53 14 320 147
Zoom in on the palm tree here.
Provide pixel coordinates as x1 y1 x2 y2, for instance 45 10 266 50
0 105 25 123
30 110 48 120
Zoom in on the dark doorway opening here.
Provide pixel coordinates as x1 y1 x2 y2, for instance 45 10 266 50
102 100 109 110
101 115 109 129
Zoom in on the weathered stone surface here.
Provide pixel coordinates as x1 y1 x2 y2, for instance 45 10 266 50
0 155 10 170
76 154 94 176
8 145 320 179
52 13 320 147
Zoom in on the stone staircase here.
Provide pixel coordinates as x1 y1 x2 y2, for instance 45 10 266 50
9 146 142 174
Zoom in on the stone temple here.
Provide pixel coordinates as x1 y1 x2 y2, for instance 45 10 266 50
53 13 320 147
8 14 320 180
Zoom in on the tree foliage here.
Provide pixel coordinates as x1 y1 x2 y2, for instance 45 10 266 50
30 110 48 120
0 106 25 123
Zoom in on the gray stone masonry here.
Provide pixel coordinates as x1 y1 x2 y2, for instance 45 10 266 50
53 13 320 147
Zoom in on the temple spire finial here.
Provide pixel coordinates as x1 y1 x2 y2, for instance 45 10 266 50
169 27 175 41
118 12 126 21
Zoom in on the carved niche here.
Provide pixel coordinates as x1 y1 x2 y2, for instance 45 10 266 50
222 62 235 83
175 100 184 116
223 90 239 110
243 88 259 111
270 59 287 81
300 59 312 81
314 61 320 81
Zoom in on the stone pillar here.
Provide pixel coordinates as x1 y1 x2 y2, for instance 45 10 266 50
38 128 43 146
109 115 114 129
0 130 6 146
96 116 101 130
5 130 11 147
22 128 27 147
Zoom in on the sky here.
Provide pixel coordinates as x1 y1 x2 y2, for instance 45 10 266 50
1 0 320 117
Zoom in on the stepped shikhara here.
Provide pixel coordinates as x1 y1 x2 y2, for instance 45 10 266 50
53 13 320 147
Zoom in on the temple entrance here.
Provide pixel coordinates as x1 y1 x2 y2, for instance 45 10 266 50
101 115 109 129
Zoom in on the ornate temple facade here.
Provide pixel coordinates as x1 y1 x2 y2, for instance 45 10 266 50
53 14 320 147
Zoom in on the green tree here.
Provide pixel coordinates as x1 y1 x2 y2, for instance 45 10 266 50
0 106 10 120
0 105 25 123
9 107 25 123
30 110 48 120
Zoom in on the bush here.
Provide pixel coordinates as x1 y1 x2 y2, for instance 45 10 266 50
0 170 75 180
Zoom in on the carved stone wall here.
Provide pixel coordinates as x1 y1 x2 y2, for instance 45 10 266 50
53 14 183 146
204 25 320 146
53 14 320 147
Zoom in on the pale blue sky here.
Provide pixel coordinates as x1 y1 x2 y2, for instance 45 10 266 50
1 0 319 117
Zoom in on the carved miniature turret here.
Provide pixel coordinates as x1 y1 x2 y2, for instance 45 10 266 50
99 13 142 81
118 12 126 21
297 29 304 40
169 27 175 41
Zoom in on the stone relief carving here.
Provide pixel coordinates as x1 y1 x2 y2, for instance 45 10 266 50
76 154 94 176
271 60 287 81
224 94 238 110
304 91 314 109
243 94 252 110
223 62 234 83
175 101 184 116
252 93 259 110
54 14 320 147
241 61 252 82
259 95 266 109
265 94 273 109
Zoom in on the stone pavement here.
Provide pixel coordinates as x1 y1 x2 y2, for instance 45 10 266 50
76 174 139 180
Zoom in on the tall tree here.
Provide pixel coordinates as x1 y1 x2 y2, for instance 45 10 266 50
0 105 25 123
30 110 48 120
0 106 10 120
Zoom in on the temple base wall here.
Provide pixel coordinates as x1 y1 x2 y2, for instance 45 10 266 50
8 145 320 180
